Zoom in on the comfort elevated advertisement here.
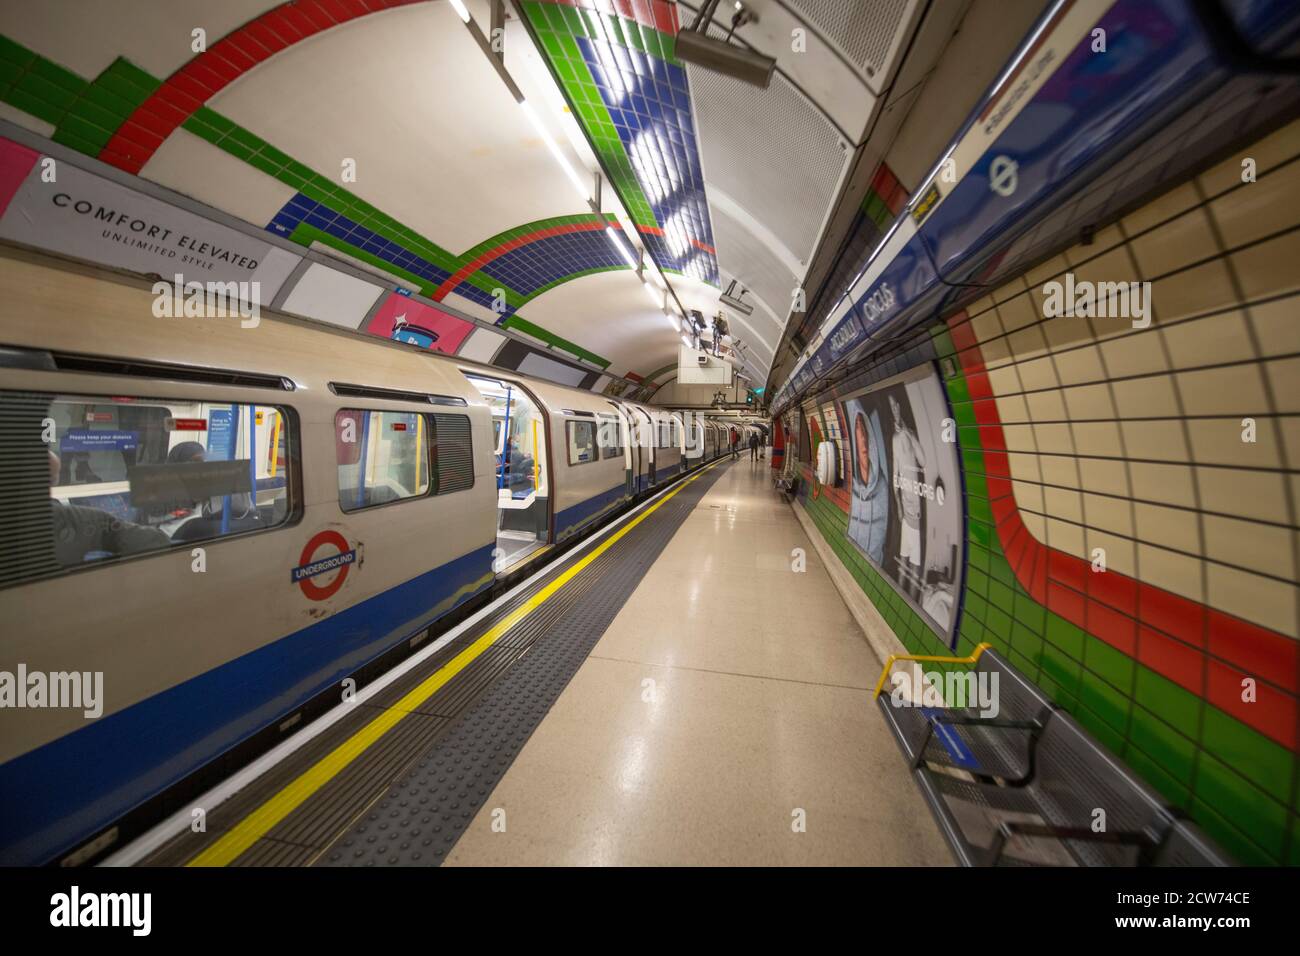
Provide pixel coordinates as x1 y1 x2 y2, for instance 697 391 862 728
0 136 300 297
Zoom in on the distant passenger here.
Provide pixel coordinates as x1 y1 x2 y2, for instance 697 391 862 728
47 450 168 566
729 428 739 460
749 432 760 461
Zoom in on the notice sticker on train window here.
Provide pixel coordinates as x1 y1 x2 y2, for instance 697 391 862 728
85 411 113 422
166 417 208 431
391 422 408 431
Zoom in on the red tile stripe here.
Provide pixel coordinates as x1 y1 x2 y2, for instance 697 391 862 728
870 161 908 217
536 0 679 35
947 310 1299 750
430 219 609 301
98 0 424 174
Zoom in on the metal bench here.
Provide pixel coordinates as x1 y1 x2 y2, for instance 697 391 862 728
774 475 798 502
874 645 1231 866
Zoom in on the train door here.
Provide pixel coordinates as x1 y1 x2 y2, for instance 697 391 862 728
682 412 704 465
463 373 550 572
635 406 655 489
607 401 636 496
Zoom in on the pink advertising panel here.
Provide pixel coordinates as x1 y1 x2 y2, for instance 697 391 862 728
364 292 475 355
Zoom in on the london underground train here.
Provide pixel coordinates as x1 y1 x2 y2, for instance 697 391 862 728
0 247 731 865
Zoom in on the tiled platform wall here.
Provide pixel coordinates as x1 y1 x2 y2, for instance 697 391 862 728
792 119 1300 864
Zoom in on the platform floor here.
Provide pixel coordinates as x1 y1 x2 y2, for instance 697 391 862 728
134 456 949 867
447 458 951 866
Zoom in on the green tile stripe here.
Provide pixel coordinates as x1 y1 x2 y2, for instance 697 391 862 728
288 222 451 300
643 362 678 381
941 321 1294 863
0 35 625 368
181 104 471 276
862 189 895 234
790 321 1298 864
0 38 157 158
522 1 659 228
458 211 616 262
501 313 608 368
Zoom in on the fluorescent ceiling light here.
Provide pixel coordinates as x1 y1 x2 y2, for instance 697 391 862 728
448 0 471 23
518 99 590 202
681 334 693 349
643 278 663 307
605 225 639 269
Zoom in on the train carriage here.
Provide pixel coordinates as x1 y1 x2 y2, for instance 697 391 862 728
0 247 732 865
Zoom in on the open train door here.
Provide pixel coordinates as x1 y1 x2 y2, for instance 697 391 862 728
463 373 551 572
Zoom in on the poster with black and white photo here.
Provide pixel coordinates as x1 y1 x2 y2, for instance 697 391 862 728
842 364 963 644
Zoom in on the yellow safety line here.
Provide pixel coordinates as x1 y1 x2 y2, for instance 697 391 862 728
187 458 723 866
872 642 993 699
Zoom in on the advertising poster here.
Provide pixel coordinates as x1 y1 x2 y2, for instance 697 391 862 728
842 364 963 643
363 292 474 355
0 137 300 297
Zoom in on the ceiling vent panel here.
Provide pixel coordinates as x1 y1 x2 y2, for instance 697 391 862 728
785 0 916 90
689 64 851 269
711 203 799 341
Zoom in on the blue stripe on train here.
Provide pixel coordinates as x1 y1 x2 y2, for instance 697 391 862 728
0 542 496 865
556 483 628 540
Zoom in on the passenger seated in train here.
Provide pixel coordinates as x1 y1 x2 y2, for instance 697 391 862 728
166 440 207 465
503 438 535 493
48 451 168 566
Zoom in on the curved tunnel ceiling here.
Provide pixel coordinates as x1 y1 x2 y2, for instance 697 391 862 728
0 0 925 392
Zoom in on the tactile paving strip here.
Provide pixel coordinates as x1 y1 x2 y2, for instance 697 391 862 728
318 462 730 866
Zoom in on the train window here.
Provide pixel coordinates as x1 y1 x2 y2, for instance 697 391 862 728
566 419 596 465
0 391 297 587
598 416 622 459
336 409 431 511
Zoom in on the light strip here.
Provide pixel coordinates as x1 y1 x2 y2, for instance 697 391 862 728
605 225 639 269
449 0 471 23
506 6 684 342
518 99 590 202
643 277 663 307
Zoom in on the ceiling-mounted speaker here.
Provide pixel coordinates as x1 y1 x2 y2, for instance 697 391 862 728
675 28 775 89
719 279 753 316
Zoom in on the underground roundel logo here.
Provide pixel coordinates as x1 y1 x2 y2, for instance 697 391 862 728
292 530 357 601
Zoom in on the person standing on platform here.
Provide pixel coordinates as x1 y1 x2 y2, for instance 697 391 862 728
729 427 739 460
748 432 760 461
